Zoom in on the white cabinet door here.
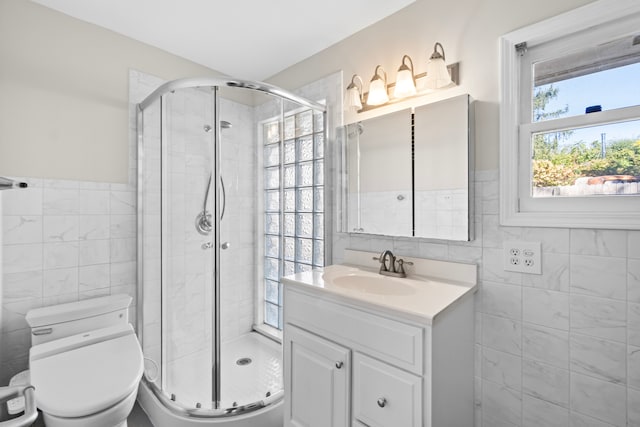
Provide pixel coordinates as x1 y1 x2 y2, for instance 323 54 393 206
353 353 422 427
284 324 350 427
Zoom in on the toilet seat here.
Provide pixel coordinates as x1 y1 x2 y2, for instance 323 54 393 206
29 323 143 418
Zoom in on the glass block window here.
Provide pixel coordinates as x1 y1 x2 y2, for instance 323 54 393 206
262 108 325 330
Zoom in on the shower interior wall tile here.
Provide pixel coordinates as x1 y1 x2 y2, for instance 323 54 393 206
219 97 257 342
148 89 259 365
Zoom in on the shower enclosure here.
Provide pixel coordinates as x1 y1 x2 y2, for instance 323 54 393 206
136 77 326 425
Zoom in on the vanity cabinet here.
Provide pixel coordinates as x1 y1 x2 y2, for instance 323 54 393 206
283 282 474 427
284 324 350 427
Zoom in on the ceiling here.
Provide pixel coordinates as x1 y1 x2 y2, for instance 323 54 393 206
31 0 415 81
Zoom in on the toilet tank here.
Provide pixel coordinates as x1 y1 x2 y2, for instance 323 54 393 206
26 294 132 345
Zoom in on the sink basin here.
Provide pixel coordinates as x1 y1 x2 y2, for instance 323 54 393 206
328 274 416 296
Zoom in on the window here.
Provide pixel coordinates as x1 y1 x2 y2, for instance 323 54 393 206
262 108 325 330
500 0 640 228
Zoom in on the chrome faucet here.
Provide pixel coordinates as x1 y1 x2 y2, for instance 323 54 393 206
372 250 413 278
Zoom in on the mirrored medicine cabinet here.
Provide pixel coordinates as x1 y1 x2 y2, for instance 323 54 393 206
340 94 474 241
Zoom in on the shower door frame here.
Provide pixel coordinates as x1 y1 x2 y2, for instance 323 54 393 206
136 76 326 418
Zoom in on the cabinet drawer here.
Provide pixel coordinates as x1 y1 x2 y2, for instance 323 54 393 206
353 353 422 427
285 288 424 374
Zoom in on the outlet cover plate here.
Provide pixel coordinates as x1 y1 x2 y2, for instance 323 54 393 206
503 240 542 274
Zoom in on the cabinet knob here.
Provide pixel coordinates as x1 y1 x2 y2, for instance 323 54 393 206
335 361 343 369
377 397 387 408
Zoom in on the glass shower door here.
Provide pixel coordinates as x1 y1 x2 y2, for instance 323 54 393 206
160 87 216 408
138 78 326 416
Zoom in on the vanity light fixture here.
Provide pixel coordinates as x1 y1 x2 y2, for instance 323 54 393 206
366 65 389 106
425 42 452 89
344 74 364 111
393 55 417 98
345 41 459 113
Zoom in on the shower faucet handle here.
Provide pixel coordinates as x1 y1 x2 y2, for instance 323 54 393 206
201 242 230 250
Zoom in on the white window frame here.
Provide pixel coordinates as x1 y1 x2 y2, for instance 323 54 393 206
499 0 640 229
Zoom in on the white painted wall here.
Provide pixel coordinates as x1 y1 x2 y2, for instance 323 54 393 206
0 0 252 184
267 0 598 172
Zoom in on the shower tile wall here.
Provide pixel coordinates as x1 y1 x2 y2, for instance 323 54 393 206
333 170 640 427
135 69 257 381
162 87 216 366
218 98 257 341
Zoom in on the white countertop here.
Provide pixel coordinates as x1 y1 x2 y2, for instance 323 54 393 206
281 263 477 325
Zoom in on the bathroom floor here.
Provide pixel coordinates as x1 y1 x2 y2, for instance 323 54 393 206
30 402 153 427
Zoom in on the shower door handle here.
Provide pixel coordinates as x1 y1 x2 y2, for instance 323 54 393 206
221 242 230 250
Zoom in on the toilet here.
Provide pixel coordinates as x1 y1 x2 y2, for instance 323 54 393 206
25 294 143 427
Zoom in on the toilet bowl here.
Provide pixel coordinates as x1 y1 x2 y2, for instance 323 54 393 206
25 295 143 427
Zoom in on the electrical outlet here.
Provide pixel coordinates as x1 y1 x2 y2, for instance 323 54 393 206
503 240 542 274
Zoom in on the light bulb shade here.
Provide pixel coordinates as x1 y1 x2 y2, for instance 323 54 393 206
425 58 452 89
367 78 389 105
345 85 363 111
344 74 363 111
394 54 417 98
366 65 389 106
394 68 417 98
425 42 452 89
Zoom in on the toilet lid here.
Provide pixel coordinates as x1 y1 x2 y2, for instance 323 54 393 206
30 323 143 418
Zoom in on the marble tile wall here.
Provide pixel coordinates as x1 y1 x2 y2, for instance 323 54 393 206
333 169 640 427
218 98 257 341
0 176 137 384
134 70 257 372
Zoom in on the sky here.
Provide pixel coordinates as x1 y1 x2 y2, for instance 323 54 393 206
534 62 640 147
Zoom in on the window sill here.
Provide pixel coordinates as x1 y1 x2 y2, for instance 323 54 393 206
253 323 283 344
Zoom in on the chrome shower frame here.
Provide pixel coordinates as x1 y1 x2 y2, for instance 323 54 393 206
136 76 325 420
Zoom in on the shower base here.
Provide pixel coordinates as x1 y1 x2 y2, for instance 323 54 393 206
137 332 284 427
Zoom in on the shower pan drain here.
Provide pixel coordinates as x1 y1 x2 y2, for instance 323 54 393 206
236 357 252 366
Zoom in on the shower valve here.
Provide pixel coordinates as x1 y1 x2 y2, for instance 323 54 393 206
201 242 230 250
